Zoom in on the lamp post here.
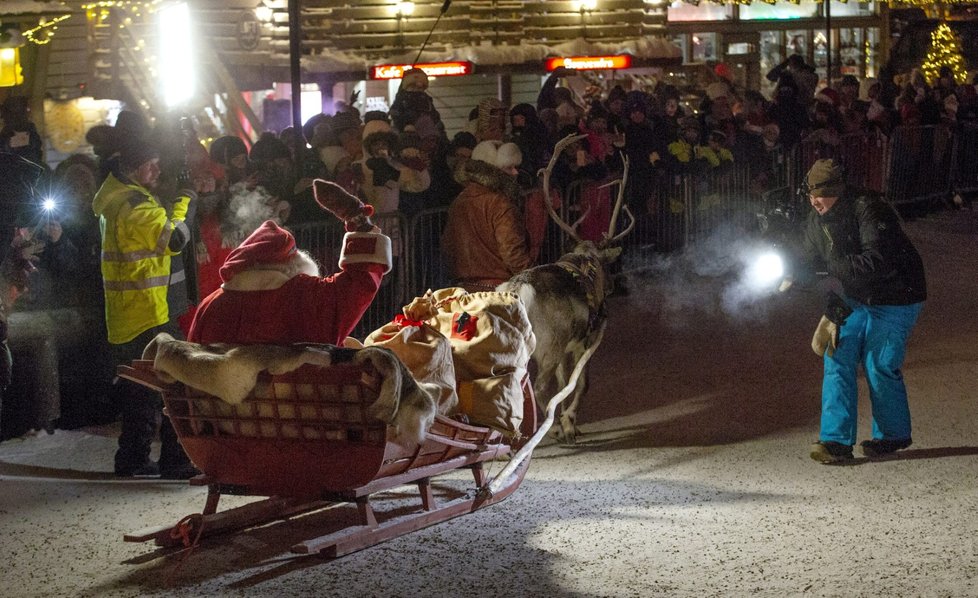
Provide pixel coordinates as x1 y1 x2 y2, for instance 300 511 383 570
288 0 303 171
825 0 832 89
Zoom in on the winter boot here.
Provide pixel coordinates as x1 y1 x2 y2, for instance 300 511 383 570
860 437 912 458
809 441 853 464
115 460 160 477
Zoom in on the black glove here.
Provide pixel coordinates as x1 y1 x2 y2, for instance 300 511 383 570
367 157 401 187
825 291 853 325
175 162 192 189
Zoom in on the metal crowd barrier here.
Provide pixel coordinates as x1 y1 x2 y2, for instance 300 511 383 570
777 123 978 206
278 122 976 335
950 122 978 197
884 124 956 206
790 129 890 194
617 165 760 259
289 212 412 339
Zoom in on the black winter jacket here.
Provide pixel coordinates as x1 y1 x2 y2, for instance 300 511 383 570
801 194 926 306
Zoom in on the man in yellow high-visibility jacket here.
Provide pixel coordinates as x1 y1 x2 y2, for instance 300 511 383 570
94 140 200 478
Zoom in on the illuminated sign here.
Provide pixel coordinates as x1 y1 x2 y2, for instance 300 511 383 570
370 61 474 80
544 55 633 71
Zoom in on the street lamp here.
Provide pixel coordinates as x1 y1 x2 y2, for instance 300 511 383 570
158 1 195 107
395 2 416 17
254 5 274 23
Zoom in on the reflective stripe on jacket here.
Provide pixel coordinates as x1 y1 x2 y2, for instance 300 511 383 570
93 173 191 344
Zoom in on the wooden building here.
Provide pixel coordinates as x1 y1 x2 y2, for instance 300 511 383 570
3 1 961 160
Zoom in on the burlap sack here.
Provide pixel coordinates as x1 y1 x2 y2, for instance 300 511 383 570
404 287 535 437
364 315 458 414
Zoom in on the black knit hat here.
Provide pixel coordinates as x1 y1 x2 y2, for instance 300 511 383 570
249 132 291 163
450 131 477 151
364 110 390 125
117 140 160 172
209 135 248 166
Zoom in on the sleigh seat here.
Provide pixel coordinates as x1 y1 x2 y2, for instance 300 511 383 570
118 358 536 557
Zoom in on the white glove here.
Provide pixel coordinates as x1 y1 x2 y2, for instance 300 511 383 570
811 316 839 357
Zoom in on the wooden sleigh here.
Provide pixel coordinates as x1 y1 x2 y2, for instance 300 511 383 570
118 359 537 558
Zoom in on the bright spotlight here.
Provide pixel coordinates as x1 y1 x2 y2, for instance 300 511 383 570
42 198 57 212
158 2 195 107
746 250 784 289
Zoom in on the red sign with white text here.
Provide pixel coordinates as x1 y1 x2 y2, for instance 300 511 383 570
545 55 633 71
370 61 474 80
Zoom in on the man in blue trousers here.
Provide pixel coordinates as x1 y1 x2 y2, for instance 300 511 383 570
796 159 927 464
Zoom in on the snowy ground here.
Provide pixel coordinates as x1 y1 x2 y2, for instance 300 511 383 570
1 207 977 598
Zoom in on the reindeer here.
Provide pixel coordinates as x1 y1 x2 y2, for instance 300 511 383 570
497 134 634 443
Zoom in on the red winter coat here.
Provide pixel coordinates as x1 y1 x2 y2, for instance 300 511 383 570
187 227 392 345
188 267 383 345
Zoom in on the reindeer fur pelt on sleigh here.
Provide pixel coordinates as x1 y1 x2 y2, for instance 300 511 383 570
142 333 439 445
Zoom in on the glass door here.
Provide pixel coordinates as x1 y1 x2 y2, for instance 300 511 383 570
759 31 783 96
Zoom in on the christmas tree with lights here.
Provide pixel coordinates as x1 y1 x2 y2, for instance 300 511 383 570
921 23 967 85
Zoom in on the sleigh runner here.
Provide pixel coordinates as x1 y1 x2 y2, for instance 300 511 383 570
118 356 537 558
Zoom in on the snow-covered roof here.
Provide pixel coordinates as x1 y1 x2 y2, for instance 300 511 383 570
1 1 69 16
303 36 682 73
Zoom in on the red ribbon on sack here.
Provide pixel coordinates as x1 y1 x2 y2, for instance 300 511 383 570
393 314 426 328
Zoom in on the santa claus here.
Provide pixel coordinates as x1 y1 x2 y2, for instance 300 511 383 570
187 181 392 345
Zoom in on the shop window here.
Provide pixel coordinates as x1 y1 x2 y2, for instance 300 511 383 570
828 1 875 18
671 34 688 63
727 42 751 55
814 30 829 82
866 28 880 78
667 2 732 23
692 33 717 63
759 31 783 95
839 28 863 76
786 30 809 59
740 2 817 21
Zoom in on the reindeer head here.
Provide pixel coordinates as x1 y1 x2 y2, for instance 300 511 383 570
558 240 625 304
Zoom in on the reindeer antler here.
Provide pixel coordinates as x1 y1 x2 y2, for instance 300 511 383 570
601 153 636 247
539 134 588 244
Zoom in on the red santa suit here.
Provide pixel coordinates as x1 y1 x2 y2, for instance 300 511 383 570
187 220 391 345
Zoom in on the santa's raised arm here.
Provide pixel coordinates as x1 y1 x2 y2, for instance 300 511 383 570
187 181 391 345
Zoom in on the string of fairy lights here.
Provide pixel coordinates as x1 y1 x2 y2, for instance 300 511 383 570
9 0 978 47
20 14 71 45
920 22 968 84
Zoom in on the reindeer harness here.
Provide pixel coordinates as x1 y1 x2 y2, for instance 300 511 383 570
556 253 606 333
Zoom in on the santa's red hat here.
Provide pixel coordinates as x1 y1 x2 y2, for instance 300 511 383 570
220 220 297 282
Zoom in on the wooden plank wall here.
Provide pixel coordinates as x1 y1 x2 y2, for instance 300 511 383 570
43 8 91 99
427 72 540 138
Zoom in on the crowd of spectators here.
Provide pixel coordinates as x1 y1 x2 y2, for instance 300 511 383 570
1 56 977 440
